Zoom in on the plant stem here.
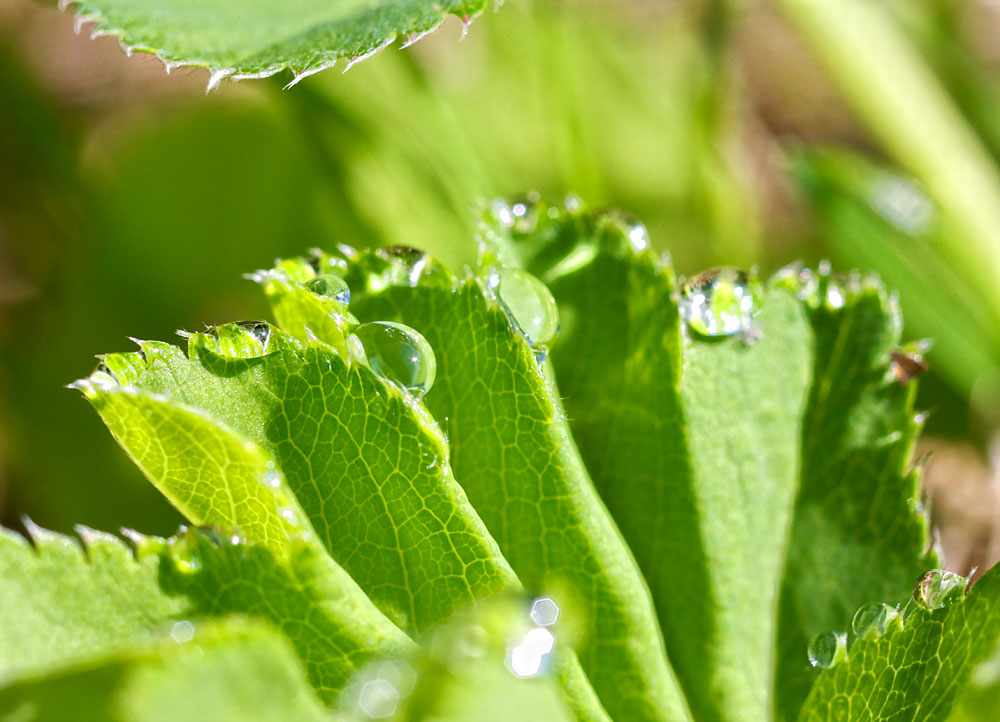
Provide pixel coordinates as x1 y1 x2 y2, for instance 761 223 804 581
775 0 1000 322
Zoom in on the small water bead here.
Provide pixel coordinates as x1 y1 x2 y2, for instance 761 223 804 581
808 630 847 669
170 620 195 643
492 268 560 348
508 195 540 234
913 569 969 610
852 602 899 639
305 274 350 304
680 267 761 338
353 321 437 399
507 627 556 678
529 597 560 627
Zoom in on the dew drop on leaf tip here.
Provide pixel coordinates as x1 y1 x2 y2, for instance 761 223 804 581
913 569 969 610
490 268 559 352
352 321 437 399
679 267 760 339
808 630 847 669
305 274 351 304
852 602 899 640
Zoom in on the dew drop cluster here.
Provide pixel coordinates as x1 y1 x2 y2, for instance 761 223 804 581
506 596 561 678
295 264 439 399
807 568 972 671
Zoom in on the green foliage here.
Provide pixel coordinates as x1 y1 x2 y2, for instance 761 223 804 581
3 196 998 722
64 0 486 89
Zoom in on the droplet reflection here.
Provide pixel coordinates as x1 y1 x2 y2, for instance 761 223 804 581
491 268 560 349
852 602 898 640
913 569 969 610
529 596 560 627
680 267 760 339
507 627 556 678
170 620 195 643
305 274 351 304
352 321 437 398
807 630 847 669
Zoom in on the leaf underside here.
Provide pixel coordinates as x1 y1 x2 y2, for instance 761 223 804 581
66 0 488 88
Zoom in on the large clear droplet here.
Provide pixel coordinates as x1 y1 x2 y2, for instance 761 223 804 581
305 274 350 304
913 569 968 610
807 630 847 669
680 267 760 338
492 269 559 349
852 602 899 639
353 321 437 399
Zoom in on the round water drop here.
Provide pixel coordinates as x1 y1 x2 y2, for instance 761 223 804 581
305 274 350 304
353 321 437 398
808 630 847 669
852 602 899 639
680 267 760 338
913 569 968 610
493 269 559 348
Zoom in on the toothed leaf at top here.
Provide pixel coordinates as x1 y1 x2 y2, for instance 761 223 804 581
0 525 411 704
480 198 932 722
258 247 692 722
65 0 488 89
0 618 333 722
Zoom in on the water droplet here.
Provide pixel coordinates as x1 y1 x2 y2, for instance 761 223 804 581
627 222 650 251
491 269 559 348
358 678 399 719
171 620 195 643
529 597 560 627
279 507 299 527
680 267 761 338
852 602 899 639
353 321 437 398
506 627 556 678
869 175 933 235
808 630 847 669
305 274 351 304
913 569 968 610
236 321 270 350
507 195 540 234
175 553 202 574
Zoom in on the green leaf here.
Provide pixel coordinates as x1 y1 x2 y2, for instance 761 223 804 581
262 248 691 722
81 324 518 636
0 618 332 722
0 524 412 704
75 321 609 721
72 362 303 558
773 267 930 720
486 199 929 722
64 0 487 90
798 566 1000 722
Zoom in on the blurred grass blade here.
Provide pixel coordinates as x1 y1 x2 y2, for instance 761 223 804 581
790 148 1000 405
775 0 1000 352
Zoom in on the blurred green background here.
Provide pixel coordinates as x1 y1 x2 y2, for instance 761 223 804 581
1 0 999 571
